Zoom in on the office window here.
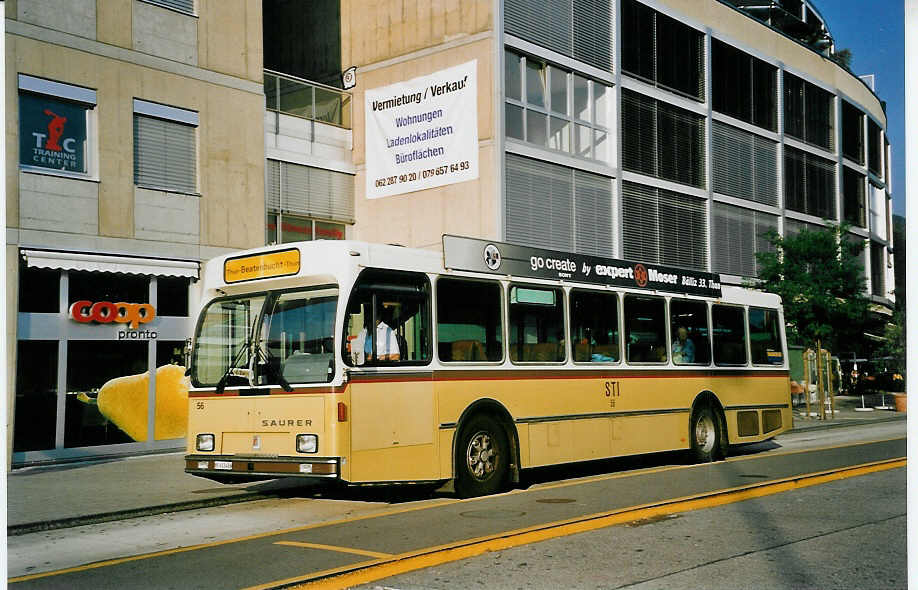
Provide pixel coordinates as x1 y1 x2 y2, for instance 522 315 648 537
18 75 96 175
265 159 353 244
842 167 866 228
504 0 612 72
711 40 777 131
144 0 194 14
504 50 611 163
622 0 703 101
841 101 864 164
133 99 198 194
622 90 705 188
712 121 778 206
867 119 882 177
622 181 707 271
783 73 833 151
870 242 885 297
712 202 778 278
505 154 613 257
784 146 836 219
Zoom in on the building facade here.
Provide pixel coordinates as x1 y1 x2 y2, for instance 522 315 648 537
6 0 265 466
7 0 895 466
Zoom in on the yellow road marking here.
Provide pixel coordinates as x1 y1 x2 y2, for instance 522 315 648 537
8 435 905 584
271 457 906 590
274 541 393 559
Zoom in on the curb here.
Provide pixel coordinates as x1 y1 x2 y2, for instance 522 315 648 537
791 413 905 433
7 492 275 537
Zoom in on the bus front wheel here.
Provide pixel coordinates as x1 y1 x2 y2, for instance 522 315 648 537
455 414 509 498
689 405 725 463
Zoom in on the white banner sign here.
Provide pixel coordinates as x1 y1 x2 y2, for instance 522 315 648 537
365 60 479 199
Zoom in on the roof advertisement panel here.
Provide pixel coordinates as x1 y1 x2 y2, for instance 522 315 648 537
443 235 722 297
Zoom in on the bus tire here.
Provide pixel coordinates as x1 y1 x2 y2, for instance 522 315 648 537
689 405 724 463
455 414 509 498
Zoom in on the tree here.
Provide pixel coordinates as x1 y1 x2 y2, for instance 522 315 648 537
752 223 871 356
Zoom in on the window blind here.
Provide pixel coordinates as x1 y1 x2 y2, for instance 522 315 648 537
841 101 864 164
505 0 612 72
265 159 355 223
842 166 866 228
622 181 707 270
146 0 194 14
573 169 613 257
712 202 778 277
712 121 778 206
133 114 196 194
784 146 836 219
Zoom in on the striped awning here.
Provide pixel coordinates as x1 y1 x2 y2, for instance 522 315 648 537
21 249 199 278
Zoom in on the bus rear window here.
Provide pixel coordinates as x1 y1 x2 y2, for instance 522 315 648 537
713 305 747 366
749 307 784 365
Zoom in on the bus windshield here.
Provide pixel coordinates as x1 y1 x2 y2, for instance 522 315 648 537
192 288 338 388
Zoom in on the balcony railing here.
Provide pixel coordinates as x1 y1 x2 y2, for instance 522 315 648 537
264 70 352 130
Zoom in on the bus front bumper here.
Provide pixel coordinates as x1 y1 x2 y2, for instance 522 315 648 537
185 454 340 479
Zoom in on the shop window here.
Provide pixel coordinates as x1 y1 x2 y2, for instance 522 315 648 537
624 295 666 363
156 276 190 317
437 279 503 362
133 99 198 194
670 299 711 365
68 271 149 306
509 285 565 363
14 341 58 452
267 211 346 245
156 340 186 366
570 290 619 363
65 341 148 447
504 50 611 163
18 264 60 313
749 308 784 365
343 269 431 366
712 305 747 366
18 74 96 176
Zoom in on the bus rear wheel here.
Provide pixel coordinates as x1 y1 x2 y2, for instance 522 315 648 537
455 414 509 498
689 405 725 463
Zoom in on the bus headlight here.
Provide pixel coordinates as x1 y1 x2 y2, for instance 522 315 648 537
296 434 318 453
196 433 215 452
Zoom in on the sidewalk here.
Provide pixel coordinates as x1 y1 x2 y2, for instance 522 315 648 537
7 396 904 536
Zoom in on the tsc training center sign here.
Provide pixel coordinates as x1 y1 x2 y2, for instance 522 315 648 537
365 60 479 199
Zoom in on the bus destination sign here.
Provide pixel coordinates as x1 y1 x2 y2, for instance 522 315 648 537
224 248 301 284
442 235 722 297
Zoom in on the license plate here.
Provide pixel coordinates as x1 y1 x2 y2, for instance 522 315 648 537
214 461 233 470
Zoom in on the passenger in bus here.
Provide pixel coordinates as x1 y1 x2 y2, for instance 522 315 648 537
362 309 401 362
672 326 695 364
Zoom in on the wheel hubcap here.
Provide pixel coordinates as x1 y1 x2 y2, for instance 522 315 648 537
466 431 498 481
695 414 716 453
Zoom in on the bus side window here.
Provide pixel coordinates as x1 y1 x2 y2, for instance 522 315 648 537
749 307 783 365
712 304 747 366
437 278 503 362
343 269 431 367
570 290 619 363
508 285 565 363
669 299 710 365
624 295 666 363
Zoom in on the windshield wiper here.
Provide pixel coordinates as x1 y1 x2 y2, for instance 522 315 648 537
215 338 254 394
254 340 294 392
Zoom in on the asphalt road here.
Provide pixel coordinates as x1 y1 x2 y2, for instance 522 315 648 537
7 422 906 590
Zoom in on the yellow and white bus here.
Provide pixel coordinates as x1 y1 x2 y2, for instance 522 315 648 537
185 236 791 497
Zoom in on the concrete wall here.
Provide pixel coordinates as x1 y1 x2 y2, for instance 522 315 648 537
341 0 492 67
6 34 265 251
132 0 197 65
348 38 498 250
